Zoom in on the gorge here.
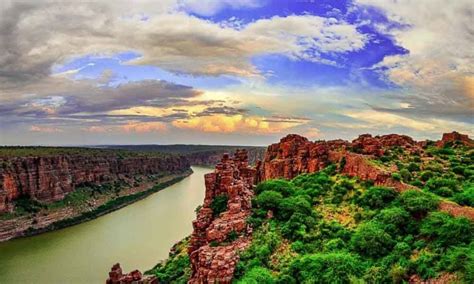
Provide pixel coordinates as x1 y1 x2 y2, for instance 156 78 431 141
111 131 474 283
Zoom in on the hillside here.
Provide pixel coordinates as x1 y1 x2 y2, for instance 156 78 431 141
109 131 474 284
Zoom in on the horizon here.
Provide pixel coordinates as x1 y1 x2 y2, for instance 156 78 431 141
0 130 465 148
1 0 473 145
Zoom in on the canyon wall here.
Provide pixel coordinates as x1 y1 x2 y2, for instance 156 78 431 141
0 153 190 212
188 149 256 283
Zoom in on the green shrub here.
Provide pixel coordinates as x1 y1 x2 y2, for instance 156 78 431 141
425 177 458 193
400 169 412 182
452 184 474 206
398 190 439 216
255 180 295 196
392 172 402 181
374 207 411 236
254 190 283 210
237 267 275 284
357 186 398 209
350 221 395 257
420 212 473 248
288 253 363 283
210 194 228 217
420 171 434 182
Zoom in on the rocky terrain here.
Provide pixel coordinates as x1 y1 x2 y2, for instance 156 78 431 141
114 131 474 283
0 148 191 241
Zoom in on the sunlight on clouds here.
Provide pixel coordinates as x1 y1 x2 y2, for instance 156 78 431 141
172 114 308 134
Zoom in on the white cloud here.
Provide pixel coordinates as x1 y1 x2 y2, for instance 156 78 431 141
0 1 367 88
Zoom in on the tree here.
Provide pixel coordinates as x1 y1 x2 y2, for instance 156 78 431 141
351 221 394 257
357 186 398 209
289 252 363 283
398 190 438 216
420 212 473 248
237 267 275 284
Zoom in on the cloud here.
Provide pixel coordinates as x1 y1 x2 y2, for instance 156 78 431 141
0 1 368 88
172 114 309 134
357 0 474 123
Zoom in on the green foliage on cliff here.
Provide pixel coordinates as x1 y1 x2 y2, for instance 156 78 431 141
211 194 229 217
146 237 191 284
235 168 474 283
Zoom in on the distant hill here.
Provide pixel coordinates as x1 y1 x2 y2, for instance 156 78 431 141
100 144 266 166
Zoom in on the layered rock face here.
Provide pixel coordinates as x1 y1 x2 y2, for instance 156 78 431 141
436 131 474 147
0 154 190 212
188 149 256 284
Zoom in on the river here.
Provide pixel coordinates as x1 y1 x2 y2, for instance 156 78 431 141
0 166 212 284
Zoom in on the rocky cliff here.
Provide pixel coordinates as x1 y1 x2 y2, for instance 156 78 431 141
188 149 256 283
0 150 190 213
257 132 474 220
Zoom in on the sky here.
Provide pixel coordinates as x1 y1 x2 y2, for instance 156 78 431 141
0 0 472 146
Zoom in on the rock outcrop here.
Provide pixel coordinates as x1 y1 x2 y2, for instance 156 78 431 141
257 132 474 220
436 131 474 147
106 263 157 284
0 154 190 212
188 149 256 284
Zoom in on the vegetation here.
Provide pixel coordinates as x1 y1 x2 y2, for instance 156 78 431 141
235 165 474 283
146 238 191 284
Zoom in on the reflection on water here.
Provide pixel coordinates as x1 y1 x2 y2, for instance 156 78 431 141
0 166 211 284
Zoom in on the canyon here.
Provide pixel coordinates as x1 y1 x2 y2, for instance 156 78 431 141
111 131 473 283
0 149 191 241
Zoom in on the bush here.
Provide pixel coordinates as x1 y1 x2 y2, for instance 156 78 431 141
392 173 402 181
425 177 458 193
255 180 295 196
407 162 420 172
398 190 439 216
452 184 474 206
237 267 275 284
289 253 363 283
374 207 411 236
420 212 473 248
420 171 434 182
400 169 412 182
357 186 398 209
210 194 228 217
254 190 283 210
351 221 395 258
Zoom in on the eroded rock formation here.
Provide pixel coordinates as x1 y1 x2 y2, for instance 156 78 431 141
188 149 256 284
106 263 157 284
0 154 190 212
436 131 474 147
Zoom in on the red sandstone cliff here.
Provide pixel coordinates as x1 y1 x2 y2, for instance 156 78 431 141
188 149 256 283
0 154 190 213
257 132 474 220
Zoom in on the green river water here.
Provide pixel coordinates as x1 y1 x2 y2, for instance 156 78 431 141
0 166 212 284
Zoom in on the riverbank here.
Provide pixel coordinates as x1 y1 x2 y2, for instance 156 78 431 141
0 170 192 242
0 166 211 283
